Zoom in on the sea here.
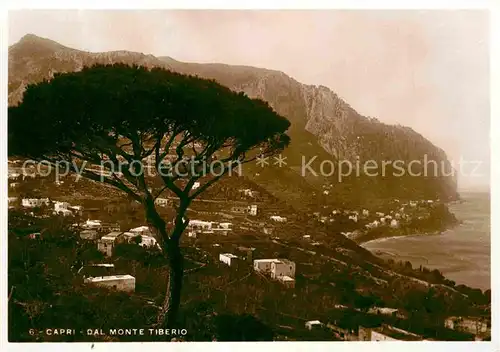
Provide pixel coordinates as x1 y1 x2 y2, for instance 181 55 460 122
361 192 490 290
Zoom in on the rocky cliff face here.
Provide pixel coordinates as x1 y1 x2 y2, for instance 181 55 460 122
8 34 458 208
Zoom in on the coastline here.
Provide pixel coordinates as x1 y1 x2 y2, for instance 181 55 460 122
356 223 461 247
354 200 462 246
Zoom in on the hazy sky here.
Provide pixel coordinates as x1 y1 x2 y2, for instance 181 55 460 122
8 10 490 190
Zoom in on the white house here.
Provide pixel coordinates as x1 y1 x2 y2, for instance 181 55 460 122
84 275 135 292
305 320 324 330
270 215 287 223
83 219 103 231
55 208 73 217
139 235 160 249
253 259 280 273
154 198 169 207
240 189 255 197
218 222 232 230
192 182 201 190
362 209 370 217
271 259 296 279
390 219 399 228
219 253 239 267
54 201 70 213
249 205 258 216
368 307 400 317
188 220 213 230
129 226 152 237
97 232 124 257
348 214 358 223
22 198 50 208
376 212 385 217
8 172 21 180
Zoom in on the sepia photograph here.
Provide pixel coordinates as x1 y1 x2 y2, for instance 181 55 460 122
3 5 495 349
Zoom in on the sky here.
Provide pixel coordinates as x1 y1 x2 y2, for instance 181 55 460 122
8 10 490 190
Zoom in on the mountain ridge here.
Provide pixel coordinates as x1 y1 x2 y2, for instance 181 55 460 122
8 34 458 209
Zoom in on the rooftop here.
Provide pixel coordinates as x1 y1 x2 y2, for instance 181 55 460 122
374 325 422 341
254 259 281 263
85 275 135 282
129 226 150 232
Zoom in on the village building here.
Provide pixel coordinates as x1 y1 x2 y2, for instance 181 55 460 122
83 219 103 231
84 275 136 292
80 229 100 240
54 201 70 212
139 235 160 249
8 172 21 180
249 204 258 216
218 222 232 230
368 307 405 319
129 226 153 237
97 232 124 257
390 219 399 228
22 198 50 208
305 320 324 330
188 220 213 231
271 259 296 279
359 325 422 341
154 198 170 207
239 188 255 197
219 253 239 267
278 275 295 288
362 209 370 217
444 316 490 336
270 215 287 222
69 205 83 215
253 259 280 274
192 182 201 190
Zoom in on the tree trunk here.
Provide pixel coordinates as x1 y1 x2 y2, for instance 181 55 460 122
157 241 184 328
143 196 189 328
